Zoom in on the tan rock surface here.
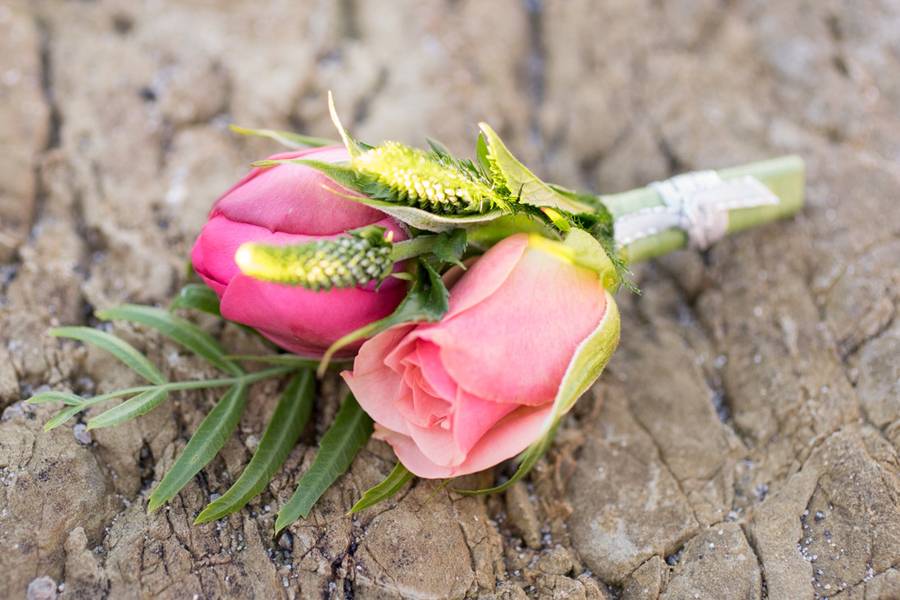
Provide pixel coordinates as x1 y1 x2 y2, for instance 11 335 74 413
1 0 899 598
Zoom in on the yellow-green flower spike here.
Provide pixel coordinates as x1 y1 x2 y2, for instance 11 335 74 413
235 228 394 291
353 141 502 215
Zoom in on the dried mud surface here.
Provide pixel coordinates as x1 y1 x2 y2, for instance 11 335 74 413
2 1 899 598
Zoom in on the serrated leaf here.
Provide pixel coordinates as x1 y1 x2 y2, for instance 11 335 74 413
275 392 373 531
97 305 242 376
195 371 315 524
456 286 621 496
479 123 596 213
476 132 491 176
432 229 467 267
27 390 83 406
229 124 336 149
86 389 169 430
51 326 166 385
317 260 449 375
349 462 413 514
147 383 249 512
169 283 221 317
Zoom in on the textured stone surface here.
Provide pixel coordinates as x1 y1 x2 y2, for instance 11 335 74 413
1 0 900 598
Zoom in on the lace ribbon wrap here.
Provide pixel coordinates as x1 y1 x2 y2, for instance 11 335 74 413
613 171 780 250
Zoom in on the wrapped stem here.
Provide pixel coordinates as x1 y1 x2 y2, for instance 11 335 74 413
602 155 805 263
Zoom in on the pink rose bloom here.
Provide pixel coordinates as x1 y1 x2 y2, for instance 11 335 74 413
191 146 408 357
343 233 612 478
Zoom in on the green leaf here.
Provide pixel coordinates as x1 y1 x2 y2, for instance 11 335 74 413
169 283 221 317
86 389 169 430
97 305 242 376
349 462 413 514
51 326 166 385
195 371 315 524
147 383 249 512
27 390 83 405
317 260 449 375
44 404 90 431
229 124 337 149
432 229 467 267
275 392 373 531
479 123 596 213
456 286 621 496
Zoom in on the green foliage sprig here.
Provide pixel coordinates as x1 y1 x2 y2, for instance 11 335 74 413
28 288 409 531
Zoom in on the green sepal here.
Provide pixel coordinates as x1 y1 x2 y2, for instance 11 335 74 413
275 392 373 531
478 123 596 213
432 229 467 268
229 124 337 149
455 284 621 495
317 259 449 376
349 462 413 514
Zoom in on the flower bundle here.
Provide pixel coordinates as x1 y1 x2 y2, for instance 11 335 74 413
30 94 804 531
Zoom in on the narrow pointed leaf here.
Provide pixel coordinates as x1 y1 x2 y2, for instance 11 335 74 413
44 405 89 431
86 389 169 430
97 305 242 376
327 90 362 158
349 462 413 514
27 390 83 406
51 326 166 385
229 124 336 149
169 283 221 317
195 371 315 524
275 393 373 531
147 383 249 512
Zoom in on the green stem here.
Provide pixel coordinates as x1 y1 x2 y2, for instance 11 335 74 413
75 365 296 407
602 155 805 264
390 235 439 262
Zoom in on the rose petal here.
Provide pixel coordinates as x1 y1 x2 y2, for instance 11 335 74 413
427 244 605 405
342 326 415 434
212 147 385 235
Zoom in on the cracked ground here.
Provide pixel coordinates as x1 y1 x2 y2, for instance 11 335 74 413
2 1 900 598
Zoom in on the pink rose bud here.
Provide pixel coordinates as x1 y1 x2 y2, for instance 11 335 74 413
342 233 619 478
191 146 408 357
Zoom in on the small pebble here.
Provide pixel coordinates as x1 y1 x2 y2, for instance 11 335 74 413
73 424 92 445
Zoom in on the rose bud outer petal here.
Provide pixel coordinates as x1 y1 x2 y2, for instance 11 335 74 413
211 146 384 235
